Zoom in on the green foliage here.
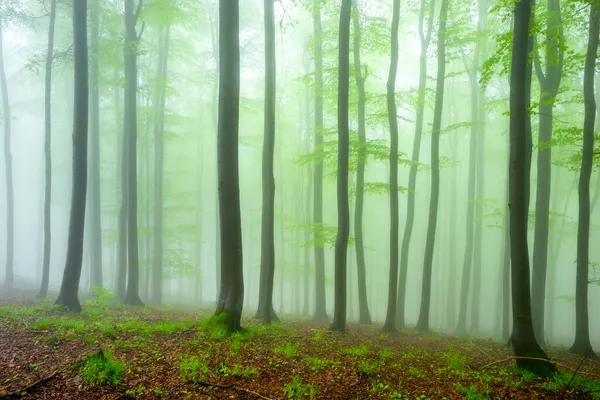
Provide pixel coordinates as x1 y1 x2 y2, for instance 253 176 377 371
290 222 355 249
179 355 209 384
345 344 370 357
81 350 125 386
283 375 319 400
273 342 300 358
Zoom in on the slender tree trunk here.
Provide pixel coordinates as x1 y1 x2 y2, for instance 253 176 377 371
214 0 244 332
256 0 279 324
55 0 89 312
330 0 352 333
352 0 372 325
123 0 144 306
396 0 435 328
508 0 556 376
38 0 57 299
416 0 448 333
312 1 327 323
88 0 103 291
446 115 458 328
568 0 598 358
382 0 401 332
0 16 14 289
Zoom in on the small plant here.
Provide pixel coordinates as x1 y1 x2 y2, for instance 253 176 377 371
345 344 369 357
274 342 299 358
80 350 125 386
378 349 393 361
408 366 423 379
305 357 331 372
283 375 319 399
179 355 209 384
125 384 146 397
442 348 466 372
357 360 380 376
87 285 115 308
312 330 323 341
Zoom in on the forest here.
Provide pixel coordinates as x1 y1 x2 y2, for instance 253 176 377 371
0 0 599 398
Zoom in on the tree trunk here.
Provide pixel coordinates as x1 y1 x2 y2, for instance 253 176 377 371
330 0 352 333
568 0 598 358
37 0 57 299
123 0 144 306
88 0 103 291
508 0 556 376
396 0 435 328
256 0 279 325
0 15 14 289
352 0 372 325
312 1 327 323
214 0 244 332
55 0 89 312
531 0 563 345
416 0 448 333
382 0 401 333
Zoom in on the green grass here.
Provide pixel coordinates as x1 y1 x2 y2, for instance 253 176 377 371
80 350 125 386
179 354 210 384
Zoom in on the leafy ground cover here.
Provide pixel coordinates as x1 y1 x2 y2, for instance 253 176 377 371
0 293 599 399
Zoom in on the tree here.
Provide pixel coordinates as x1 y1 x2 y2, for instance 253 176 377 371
351 0 372 325
330 0 352 333
256 0 279 325
0 11 14 289
568 0 598 358
88 0 103 291
152 24 170 306
396 0 435 329
123 0 144 306
416 0 448 332
214 0 244 332
382 0 401 333
37 0 57 299
508 0 556 376
531 0 564 344
55 0 89 313
312 0 328 323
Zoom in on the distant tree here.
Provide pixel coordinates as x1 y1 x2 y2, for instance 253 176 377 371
311 0 328 323
256 0 278 325
37 0 57 299
55 0 89 312
330 0 352 333
0 12 14 289
214 0 244 332
508 0 556 376
123 0 144 306
382 0 400 333
416 0 448 332
396 0 435 329
568 0 598 358
531 0 564 345
88 0 103 291
152 24 170 306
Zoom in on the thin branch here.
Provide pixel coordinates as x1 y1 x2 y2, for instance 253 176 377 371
0 371 58 399
561 349 593 399
134 0 143 23
137 21 145 41
195 381 273 400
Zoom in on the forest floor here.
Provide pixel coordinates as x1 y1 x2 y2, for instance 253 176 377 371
0 292 599 399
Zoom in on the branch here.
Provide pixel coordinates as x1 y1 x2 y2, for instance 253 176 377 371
561 349 593 399
137 21 146 41
134 0 143 23
533 36 547 87
0 370 58 399
195 381 273 400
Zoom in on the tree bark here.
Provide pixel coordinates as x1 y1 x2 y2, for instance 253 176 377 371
568 0 598 358
416 0 448 333
382 0 401 333
352 0 372 325
214 0 244 332
312 0 327 323
37 0 57 299
55 0 89 312
508 0 556 376
330 0 352 333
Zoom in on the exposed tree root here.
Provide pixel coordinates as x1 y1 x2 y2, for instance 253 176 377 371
196 381 273 400
0 370 57 399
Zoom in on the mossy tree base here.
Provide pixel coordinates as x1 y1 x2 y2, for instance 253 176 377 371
213 308 242 332
55 293 82 313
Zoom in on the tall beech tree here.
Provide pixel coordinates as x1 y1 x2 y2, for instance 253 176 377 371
531 0 564 344
256 0 278 325
0 12 14 289
330 0 352 333
396 0 435 329
312 0 327 323
37 0 57 299
214 0 244 332
568 0 598 358
122 0 144 306
416 0 448 332
55 0 89 312
352 0 372 325
382 0 401 333
508 0 556 376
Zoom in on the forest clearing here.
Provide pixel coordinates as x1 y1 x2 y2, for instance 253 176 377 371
0 295 599 399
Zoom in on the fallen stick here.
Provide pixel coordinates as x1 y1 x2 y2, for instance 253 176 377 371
0 371 58 399
196 381 273 399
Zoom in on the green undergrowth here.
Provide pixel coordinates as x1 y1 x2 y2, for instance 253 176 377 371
79 349 125 386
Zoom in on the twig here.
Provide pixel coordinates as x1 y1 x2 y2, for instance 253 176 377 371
195 381 273 399
561 349 593 399
0 371 58 399
196 381 232 389
233 386 274 400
